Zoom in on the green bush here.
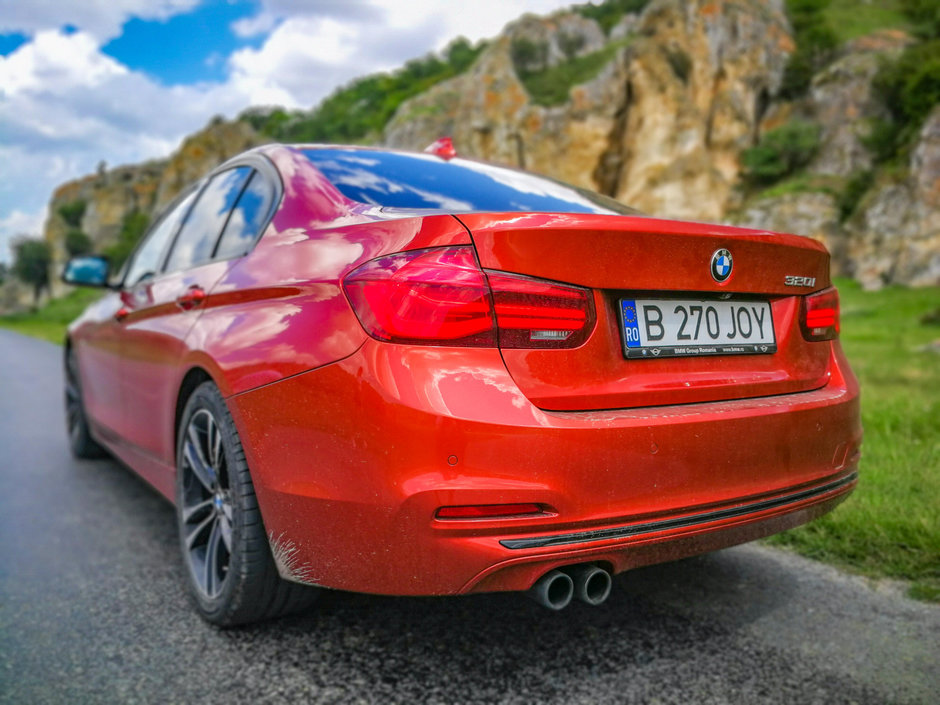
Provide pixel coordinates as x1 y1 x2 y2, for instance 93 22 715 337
869 39 940 162
573 0 650 34
57 200 86 228
518 39 628 107
510 37 549 74
742 120 821 185
559 32 586 60
244 38 486 145
104 211 149 271
902 0 940 39
65 229 93 257
780 0 839 98
838 170 874 221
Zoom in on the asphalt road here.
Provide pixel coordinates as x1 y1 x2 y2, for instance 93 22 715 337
0 328 937 705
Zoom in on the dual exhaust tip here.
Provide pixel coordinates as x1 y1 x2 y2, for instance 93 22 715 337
528 564 612 610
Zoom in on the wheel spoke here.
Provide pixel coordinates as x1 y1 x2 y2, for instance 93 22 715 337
182 497 214 524
184 433 215 491
204 519 222 596
185 512 214 550
208 417 223 470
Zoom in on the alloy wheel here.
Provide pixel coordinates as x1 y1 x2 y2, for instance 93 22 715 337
180 408 233 599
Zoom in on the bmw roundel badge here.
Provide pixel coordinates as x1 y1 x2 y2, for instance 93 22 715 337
710 248 733 283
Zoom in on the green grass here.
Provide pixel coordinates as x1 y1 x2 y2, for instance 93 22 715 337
0 288 103 344
824 0 912 42
755 171 842 199
3 278 938 600
766 278 940 601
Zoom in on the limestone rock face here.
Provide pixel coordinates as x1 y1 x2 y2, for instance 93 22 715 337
807 32 911 178
42 119 268 296
507 12 607 72
153 119 266 210
731 191 849 273
383 12 628 192
33 1 939 294
808 52 885 177
386 0 792 219
604 0 792 220
848 106 940 289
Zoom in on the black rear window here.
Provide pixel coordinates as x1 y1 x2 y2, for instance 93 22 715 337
302 148 639 216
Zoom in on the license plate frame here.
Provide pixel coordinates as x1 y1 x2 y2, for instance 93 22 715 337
618 297 777 359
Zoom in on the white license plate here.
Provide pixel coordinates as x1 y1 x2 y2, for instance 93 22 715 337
619 298 777 359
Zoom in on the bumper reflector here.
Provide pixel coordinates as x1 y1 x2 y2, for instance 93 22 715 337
436 503 543 520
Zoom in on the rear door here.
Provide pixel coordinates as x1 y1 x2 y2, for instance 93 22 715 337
117 166 257 462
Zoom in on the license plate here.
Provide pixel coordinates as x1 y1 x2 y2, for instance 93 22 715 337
619 298 777 359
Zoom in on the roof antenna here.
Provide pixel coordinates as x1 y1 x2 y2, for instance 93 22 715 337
424 137 457 160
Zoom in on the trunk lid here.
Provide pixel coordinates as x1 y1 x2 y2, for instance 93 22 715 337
456 212 833 411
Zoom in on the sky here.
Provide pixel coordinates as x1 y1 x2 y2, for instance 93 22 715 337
0 0 578 263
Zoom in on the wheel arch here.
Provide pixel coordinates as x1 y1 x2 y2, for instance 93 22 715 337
174 366 214 454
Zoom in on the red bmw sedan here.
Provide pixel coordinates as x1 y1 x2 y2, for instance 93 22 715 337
63 143 861 625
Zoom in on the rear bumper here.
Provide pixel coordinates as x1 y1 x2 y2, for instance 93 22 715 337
228 340 861 596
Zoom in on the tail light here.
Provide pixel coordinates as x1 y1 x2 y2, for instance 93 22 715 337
800 286 840 341
343 246 595 348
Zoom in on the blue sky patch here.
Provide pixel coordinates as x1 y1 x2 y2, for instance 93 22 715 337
101 0 265 85
0 32 28 56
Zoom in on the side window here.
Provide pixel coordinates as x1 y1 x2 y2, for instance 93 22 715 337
124 189 197 287
164 167 252 273
214 171 275 260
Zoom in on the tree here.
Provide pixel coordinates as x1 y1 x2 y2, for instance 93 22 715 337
11 237 52 305
0 261 7 285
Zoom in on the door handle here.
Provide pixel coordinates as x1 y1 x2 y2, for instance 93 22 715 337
176 286 206 310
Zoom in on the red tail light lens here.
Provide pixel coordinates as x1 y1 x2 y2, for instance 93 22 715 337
343 246 595 348
486 271 595 349
800 286 840 341
343 247 496 346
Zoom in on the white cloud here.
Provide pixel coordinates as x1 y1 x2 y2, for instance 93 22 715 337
0 0 200 42
0 1 580 263
0 29 252 262
0 209 47 264
225 0 576 108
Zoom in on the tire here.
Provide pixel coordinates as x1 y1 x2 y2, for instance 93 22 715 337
65 347 107 459
176 381 319 626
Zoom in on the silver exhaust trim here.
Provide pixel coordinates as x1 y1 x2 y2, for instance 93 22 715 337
528 569 574 610
567 564 612 606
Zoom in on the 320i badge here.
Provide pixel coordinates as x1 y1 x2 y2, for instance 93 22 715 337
62 143 861 625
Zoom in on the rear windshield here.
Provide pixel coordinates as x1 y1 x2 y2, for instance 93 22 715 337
302 148 640 216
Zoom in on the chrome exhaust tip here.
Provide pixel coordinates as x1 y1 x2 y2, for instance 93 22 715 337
568 564 612 606
528 569 575 610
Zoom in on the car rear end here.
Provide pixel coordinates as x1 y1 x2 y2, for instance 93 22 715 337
230 203 861 599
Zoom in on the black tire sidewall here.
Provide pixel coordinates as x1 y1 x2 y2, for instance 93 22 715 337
175 381 253 623
65 348 105 459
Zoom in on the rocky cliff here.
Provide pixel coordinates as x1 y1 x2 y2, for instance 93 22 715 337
34 0 938 300
41 119 267 298
385 0 793 222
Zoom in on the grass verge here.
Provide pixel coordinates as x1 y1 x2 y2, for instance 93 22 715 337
765 278 939 601
0 288 103 344
2 278 938 599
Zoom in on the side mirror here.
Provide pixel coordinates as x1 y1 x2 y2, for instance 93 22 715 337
63 255 112 288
